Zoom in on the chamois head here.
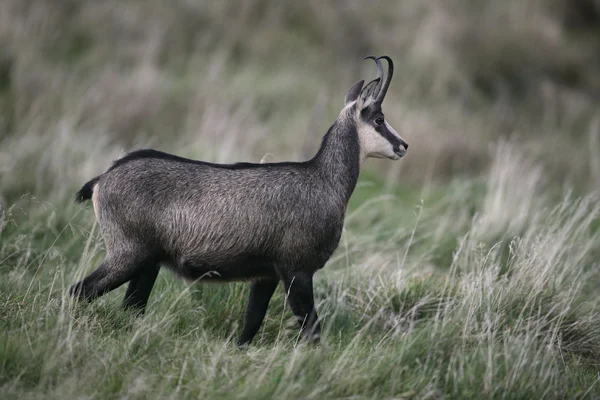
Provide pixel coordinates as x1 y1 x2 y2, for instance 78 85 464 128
344 56 408 162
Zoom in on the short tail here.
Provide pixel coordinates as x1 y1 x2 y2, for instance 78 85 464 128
74 177 100 203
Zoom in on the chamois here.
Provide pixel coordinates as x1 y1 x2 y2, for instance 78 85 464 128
70 56 408 346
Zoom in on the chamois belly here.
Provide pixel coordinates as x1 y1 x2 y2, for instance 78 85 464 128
168 255 278 282
156 194 346 280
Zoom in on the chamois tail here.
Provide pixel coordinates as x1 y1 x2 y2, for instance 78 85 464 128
74 176 101 203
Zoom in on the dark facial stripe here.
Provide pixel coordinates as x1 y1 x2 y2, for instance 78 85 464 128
360 104 403 148
376 124 401 147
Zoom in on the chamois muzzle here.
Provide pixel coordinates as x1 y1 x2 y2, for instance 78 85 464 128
394 140 409 158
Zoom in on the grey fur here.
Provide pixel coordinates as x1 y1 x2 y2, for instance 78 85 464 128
70 56 408 346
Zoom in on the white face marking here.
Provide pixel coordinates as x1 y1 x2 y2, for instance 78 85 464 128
339 100 408 162
357 123 396 161
356 117 407 163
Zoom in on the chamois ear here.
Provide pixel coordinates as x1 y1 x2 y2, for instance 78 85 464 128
345 80 364 105
357 78 380 109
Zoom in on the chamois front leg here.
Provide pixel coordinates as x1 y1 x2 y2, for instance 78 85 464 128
237 278 279 347
280 271 320 342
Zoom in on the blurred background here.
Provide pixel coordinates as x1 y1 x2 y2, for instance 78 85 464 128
1 4 600 396
0 0 599 204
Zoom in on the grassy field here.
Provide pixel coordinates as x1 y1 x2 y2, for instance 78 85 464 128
1 1 600 398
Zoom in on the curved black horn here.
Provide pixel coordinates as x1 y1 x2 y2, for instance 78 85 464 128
375 56 394 104
363 55 384 93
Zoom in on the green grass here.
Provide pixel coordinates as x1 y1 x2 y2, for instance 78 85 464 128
1 169 599 399
2 0 600 397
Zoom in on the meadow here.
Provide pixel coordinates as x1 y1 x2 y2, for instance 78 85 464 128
1 1 599 398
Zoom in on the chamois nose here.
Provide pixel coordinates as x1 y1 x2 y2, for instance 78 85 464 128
393 140 408 159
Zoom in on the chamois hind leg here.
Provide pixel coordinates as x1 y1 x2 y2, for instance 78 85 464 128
237 278 279 347
69 251 153 302
122 264 160 312
280 271 320 342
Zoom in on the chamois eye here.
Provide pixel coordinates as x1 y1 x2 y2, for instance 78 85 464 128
375 117 384 126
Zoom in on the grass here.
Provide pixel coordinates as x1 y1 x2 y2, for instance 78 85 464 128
1 157 599 398
1 0 600 398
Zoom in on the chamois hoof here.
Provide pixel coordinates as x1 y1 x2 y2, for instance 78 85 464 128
68 282 86 299
68 281 94 302
305 332 321 343
236 342 250 350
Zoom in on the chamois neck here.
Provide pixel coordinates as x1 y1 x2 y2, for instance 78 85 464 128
312 117 361 202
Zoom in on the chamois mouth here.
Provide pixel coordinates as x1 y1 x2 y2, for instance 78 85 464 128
393 146 407 159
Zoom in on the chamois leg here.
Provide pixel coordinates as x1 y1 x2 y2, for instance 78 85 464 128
69 252 151 302
122 264 160 312
237 278 279 347
281 271 320 342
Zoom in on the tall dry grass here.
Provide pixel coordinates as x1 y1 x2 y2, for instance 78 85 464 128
1 0 599 203
1 0 599 398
